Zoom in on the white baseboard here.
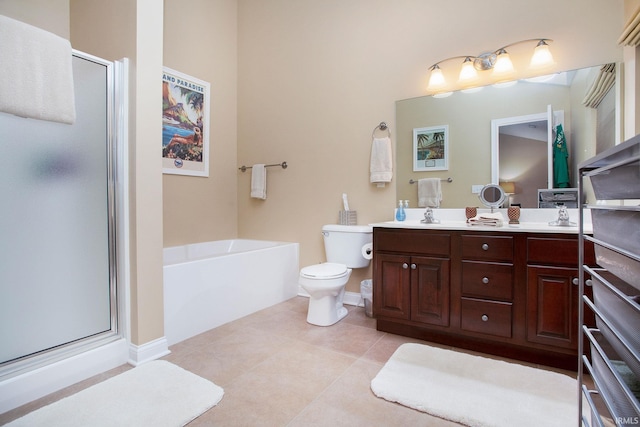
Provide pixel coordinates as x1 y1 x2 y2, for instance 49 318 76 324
0 338 129 414
127 337 170 366
298 287 365 307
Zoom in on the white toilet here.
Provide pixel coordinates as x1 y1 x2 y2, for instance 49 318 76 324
299 224 373 326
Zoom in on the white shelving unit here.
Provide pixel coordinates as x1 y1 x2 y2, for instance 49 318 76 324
538 188 579 208
578 136 640 426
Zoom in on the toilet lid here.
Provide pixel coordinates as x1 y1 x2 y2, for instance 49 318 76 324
301 263 348 279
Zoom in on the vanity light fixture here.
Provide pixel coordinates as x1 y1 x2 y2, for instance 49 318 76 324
426 38 555 94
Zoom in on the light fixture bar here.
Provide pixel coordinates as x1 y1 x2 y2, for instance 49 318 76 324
425 38 554 94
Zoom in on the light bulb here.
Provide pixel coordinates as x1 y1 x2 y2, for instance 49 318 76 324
493 49 515 77
458 57 478 84
427 65 446 90
530 40 555 69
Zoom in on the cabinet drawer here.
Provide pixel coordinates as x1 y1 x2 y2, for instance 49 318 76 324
374 228 450 256
461 234 513 262
527 237 578 265
461 298 512 338
461 261 513 301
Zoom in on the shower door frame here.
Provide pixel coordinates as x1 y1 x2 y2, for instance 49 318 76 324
0 50 128 382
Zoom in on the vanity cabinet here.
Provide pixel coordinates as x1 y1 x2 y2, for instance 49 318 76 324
373 229 450 326
525 237 594 350
373 226 594 370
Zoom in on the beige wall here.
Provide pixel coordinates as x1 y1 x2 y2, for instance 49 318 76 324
0 0 69 37
236 0 624 293
162 0 238 247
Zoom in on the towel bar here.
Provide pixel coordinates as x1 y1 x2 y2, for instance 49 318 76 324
409 177 453 184
238 161 287 172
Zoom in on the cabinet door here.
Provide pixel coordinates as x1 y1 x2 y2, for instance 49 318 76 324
411 256 450 326
373 253 411 320
526 265 578 349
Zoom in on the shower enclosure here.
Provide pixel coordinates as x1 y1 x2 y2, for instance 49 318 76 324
0 51 124 380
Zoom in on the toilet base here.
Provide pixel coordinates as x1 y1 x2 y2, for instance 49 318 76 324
306 294 348 326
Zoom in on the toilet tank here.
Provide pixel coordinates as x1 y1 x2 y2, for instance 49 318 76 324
322 224 373 268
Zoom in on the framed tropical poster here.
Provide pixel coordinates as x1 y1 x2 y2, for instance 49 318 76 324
413 125 449 171
162 67 210 176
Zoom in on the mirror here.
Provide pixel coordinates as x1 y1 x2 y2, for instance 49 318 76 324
478 184 506 211
396 64 619 208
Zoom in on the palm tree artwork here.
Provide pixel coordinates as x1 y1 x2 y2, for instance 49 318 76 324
416 130 445 161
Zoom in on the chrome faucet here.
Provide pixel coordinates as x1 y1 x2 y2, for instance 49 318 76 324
421 207 440 224
548 205 576 227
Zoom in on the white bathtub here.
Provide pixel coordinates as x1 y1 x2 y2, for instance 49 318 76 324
163 239 299 345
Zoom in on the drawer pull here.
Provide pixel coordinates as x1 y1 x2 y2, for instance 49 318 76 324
481 314 489 322
481 243 489 251
402 263 409 269
482 277 489 284
411 263 417 270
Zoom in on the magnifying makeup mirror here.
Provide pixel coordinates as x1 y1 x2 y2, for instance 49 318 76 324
479 184 506 212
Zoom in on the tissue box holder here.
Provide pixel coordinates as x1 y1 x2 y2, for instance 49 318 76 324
339 210 357 225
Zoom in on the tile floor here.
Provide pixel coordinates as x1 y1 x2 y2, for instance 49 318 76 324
1 296 585 426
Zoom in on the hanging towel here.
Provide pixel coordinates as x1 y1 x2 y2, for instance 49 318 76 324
553 124 570 188
370 137 393 183
251 164 267 199
0 15 76 124
418 178 442 208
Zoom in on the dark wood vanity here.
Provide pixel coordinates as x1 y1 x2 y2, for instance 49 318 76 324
372 226 595 370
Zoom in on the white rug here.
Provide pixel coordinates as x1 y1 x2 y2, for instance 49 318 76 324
7 360 224 427
371 343 577 427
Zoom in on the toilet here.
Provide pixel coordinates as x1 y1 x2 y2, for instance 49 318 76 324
299 224 373 326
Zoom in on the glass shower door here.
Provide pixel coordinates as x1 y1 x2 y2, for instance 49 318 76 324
0 52 117 371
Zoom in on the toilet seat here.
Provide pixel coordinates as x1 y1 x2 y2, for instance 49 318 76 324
300 262 348 279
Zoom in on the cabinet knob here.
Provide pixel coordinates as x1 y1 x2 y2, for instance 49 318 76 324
482 277 489 284
402 263 409 269
572 278 579 286
411 263 417 270
482 243 489 251
586 279 593 287
481 314 489 322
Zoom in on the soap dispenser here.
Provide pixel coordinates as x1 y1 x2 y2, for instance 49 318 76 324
396 200 406 221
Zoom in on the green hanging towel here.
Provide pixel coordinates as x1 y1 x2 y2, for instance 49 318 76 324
553 123 570 188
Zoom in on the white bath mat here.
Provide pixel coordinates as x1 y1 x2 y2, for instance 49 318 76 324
371 343 578 427
7 360 223 427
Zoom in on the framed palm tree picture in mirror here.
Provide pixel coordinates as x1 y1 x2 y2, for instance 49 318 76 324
413 125 449 171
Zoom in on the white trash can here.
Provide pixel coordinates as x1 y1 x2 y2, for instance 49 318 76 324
360 279 373 318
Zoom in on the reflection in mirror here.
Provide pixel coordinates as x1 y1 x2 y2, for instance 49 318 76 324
396 64 620 208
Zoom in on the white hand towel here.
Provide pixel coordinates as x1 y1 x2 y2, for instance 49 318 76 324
468 212 505 227
418 178 442 208
370 137 393 183
250 164 267 199
0 15 76 124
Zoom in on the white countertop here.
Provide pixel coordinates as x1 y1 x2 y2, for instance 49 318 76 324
370 208 593 234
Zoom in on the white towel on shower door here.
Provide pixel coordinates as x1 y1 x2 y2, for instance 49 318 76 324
0 15 76 124
251 164 267 199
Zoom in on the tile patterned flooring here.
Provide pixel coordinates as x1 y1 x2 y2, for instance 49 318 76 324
1 296 582 426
